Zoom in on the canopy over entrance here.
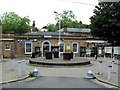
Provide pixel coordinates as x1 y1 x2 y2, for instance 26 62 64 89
84 40 107 43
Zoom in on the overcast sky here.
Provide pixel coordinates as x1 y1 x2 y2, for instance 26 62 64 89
0 0 98 28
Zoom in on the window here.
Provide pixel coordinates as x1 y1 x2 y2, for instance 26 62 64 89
72 42 78 53
25 42 32 54
5 44 11 50
60 42 65 53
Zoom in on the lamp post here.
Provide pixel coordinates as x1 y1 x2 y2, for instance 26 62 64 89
54 11 61 58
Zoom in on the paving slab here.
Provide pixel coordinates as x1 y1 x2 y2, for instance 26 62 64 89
0 57 119 88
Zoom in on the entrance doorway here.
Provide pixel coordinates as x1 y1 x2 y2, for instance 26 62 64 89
35 47 41 57
42 41 51 57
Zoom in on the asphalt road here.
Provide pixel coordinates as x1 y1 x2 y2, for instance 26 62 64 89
1 77 108 88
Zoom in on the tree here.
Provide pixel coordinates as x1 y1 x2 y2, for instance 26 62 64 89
17 16 31 34
44 10 89 32
90 2 120 45
55 10 89 29
1 12 31 34
42 26 47 29
47 23 57 32
55 10 76 28
83 24 90 28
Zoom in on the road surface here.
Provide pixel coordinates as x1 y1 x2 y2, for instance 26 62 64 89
2 77 108 88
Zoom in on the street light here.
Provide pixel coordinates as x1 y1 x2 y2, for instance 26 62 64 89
54 11 61 58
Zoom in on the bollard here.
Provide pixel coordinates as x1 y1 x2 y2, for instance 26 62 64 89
111 51 113 58
99 61 103 75
11 59 14 70
108 65 112 81
94 55 96 60
86 70 94 79
22 60 26 75
112 57 115 72
33 68 39 77
18 61 22 79
0 55 3 61
104 54 106 61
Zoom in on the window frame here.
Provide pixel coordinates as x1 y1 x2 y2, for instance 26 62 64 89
60 41 65 53
72 42 78 53
25 42 32 54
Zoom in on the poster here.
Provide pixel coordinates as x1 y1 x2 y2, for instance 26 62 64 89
105 47 112 53
66 45 70 50
118 47 120 54
86 47 91 55
98 47 102 54
114 47 118 54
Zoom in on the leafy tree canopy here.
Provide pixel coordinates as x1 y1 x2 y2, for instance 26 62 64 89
47 23 57 32
42 10 89 32
90 2 120 45
1 12 31 35
55 10 89 29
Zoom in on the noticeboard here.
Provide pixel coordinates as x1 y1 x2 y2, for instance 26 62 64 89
98 47 102 54
66 45 70 50
105 47 112 53
118 47 120 54
114 47 120 55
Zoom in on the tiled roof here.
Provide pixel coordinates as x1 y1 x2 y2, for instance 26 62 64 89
84 38 107 43
24 31 78 36
24 28 91 36
58 28 91 33
84 40 107 43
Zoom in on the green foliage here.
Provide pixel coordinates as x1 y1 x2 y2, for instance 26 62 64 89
42 26 47 29
1 12 31 34
55 10 76 24
83 24 90 28
55 10 77 28
90 2 120 45
46 10 89 32
47 23 57 32
56 10 89 29
29 72 35 77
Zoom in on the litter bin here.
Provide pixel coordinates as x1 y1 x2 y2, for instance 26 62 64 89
45 52 52 59
54 52 59 58
31 52 35 58
71 52 73 59
91 51 94 57
63 53 71 60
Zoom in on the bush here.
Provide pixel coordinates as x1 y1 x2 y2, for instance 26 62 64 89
29 72 35 77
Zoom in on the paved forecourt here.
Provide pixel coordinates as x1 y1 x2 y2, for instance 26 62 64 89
0 56 119 88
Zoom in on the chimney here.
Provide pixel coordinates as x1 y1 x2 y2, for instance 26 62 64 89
64 23 67 33
32 21 36 32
